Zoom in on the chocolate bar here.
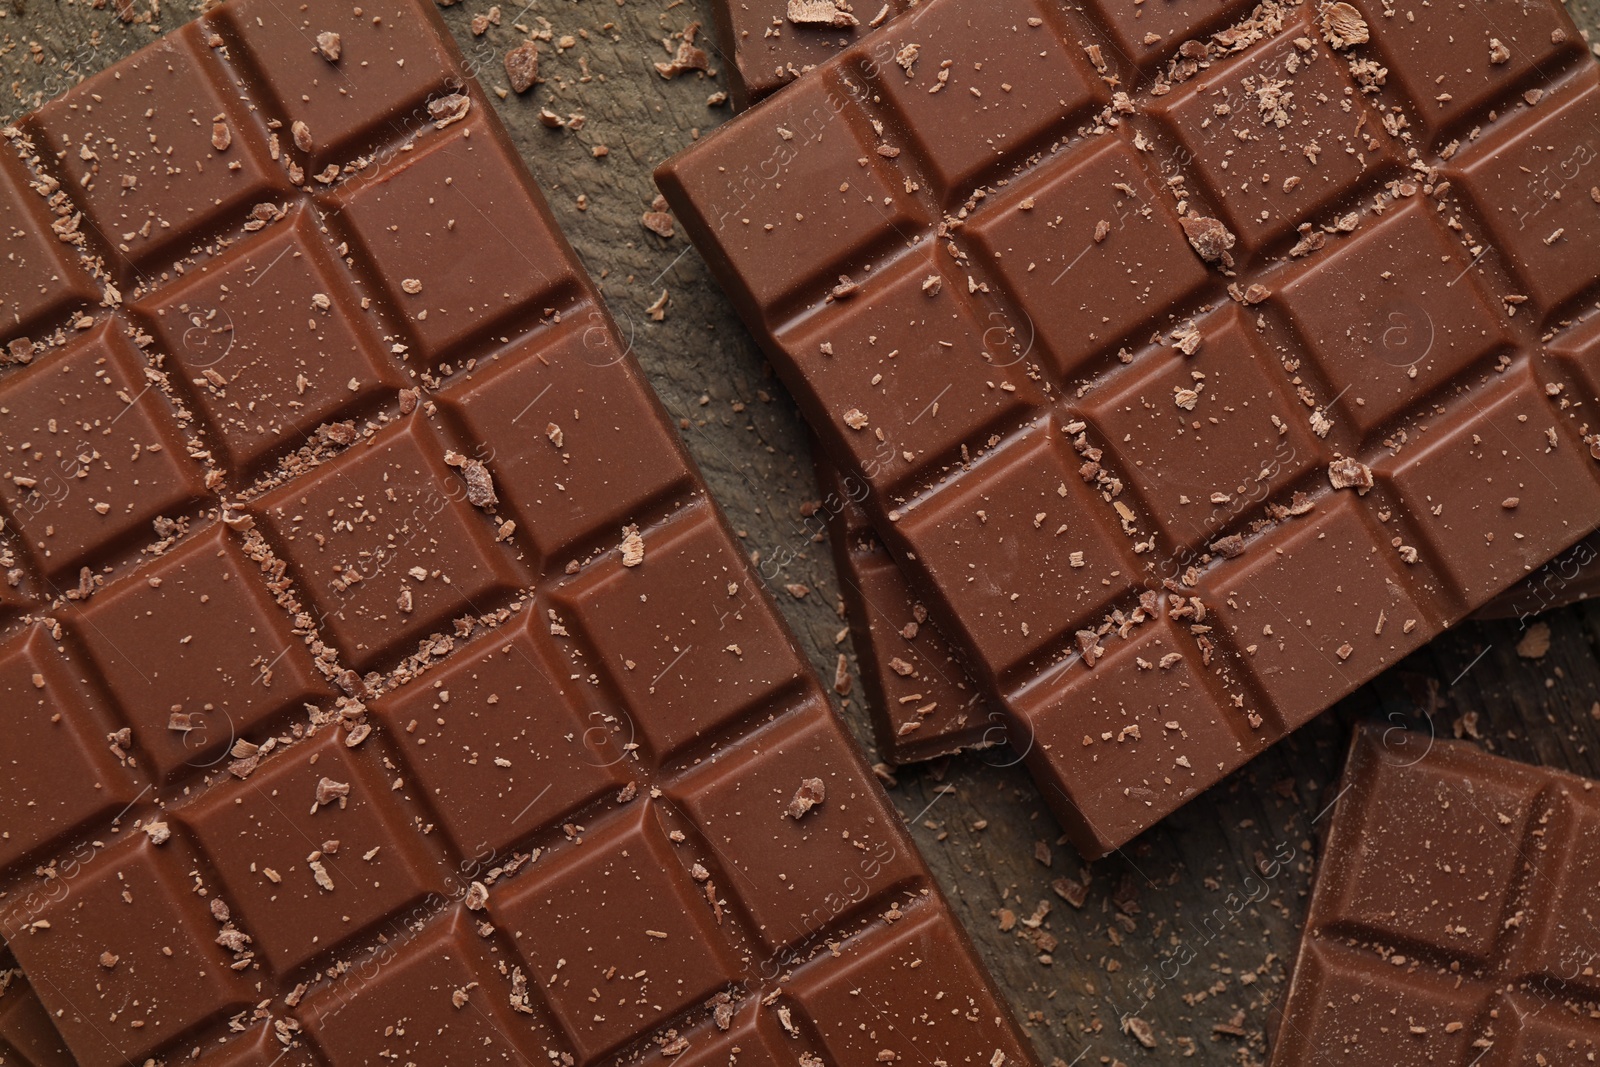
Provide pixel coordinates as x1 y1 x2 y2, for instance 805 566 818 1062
727 0 1600 766
1273 724 1600 1064
817 453 996 763
659 0 1600 856
0 4 1037 1066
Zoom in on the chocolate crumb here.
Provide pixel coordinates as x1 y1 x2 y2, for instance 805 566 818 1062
1327 457 1374 494
646 289 670 320
1180 215 1237 267
1124 1015 1159 1049
1517 622 1552 660
1320 2 1370 48
787 0 859 27
428 93 472 129
1053 877 1088 908
505 39 540 92
642 199 676 239
1210 534 1246 559
655 23 710 79
620 525 646 567
787 777 826 819
314 777 351 808
444 451 498 508
315 31 342 61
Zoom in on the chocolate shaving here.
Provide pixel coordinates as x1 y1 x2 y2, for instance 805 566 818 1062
315 31 341 61
620 524 646 567
787 0 859 27
428 93 471 129
1180 215 1237 267
787 777 826 819
314 777 351 808
1320 2 1370 48
1327 457 1375 495
444 451 499 508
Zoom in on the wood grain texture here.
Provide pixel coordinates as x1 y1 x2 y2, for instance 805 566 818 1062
4 1 1599 1063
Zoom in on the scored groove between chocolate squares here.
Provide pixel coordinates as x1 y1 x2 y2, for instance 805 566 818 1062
0 2 1037 1066
659 0 1600 856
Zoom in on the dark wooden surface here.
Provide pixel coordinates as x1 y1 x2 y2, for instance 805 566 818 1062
6 2 1600 1064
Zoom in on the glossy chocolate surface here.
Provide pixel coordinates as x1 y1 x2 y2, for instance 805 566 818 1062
0 4 1035 1065
1273 725 1600 1064
659 0 1600 856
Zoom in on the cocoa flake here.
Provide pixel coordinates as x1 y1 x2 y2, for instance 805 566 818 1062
316 31 342 61
314 777 351 808
1327 457 1374 494
787 0 858 27
428 93 472 129
620 524 646 568
1320 2 1370 49
787 777 826 819
1181 215 1237 267
505 40 540 92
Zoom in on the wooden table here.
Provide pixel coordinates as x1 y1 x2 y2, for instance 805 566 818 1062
6 1 1599 1062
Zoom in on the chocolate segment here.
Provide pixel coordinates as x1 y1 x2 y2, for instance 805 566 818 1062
818 453 997 763
659 0 1600 856
0 4 1036 1066
713 0 913 107
1273 725 1600 1064
0 957 78 1067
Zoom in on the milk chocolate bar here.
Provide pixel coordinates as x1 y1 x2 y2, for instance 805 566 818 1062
1272 724 1600 1064
658 0 1600 856
0 4 1037 1065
